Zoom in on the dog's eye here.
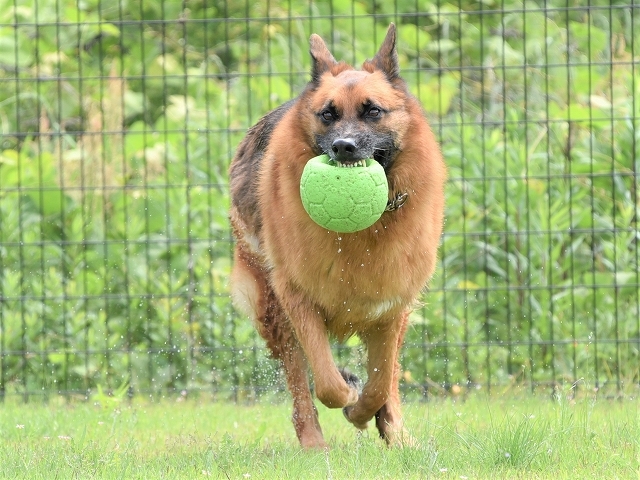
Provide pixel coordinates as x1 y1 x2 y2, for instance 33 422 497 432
321 110 335 121
366 107 381 118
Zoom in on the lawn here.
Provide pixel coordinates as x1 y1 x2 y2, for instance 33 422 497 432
0 392 637 479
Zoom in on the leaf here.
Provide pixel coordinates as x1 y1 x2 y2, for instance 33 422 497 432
0 35 32 67
426 39 458 54
458 280 481 290
398 24 431 55
414 72 460 116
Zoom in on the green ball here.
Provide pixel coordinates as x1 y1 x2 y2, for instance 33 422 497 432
300 154 389 233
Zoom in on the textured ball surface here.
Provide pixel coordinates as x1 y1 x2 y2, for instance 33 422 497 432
300 154 388 233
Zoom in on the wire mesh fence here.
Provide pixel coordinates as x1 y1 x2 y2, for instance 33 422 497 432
0 1 638 402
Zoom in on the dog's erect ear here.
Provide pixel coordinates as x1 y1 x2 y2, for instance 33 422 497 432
370 23 399 80
309 34 337 83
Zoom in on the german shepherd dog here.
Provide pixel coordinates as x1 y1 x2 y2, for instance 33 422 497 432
229 24 446 449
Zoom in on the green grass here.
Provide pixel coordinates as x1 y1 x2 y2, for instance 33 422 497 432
1 394 638 479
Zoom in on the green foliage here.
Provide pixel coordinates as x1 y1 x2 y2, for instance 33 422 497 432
0 0 638 399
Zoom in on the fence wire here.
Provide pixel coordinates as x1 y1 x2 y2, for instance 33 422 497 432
0 0 638 402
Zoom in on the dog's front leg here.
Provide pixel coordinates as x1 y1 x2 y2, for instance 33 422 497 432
343 317 403 430
277 281 359 409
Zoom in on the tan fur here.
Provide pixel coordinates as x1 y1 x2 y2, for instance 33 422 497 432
229 24 446 448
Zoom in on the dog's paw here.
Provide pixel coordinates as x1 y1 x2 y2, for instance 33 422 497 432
339 368 360 406
343 405 369 430
339 370 365 425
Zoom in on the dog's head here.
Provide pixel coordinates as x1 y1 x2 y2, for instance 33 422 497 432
301 24 411 173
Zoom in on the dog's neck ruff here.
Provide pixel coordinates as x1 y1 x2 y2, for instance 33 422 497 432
385 192 408 212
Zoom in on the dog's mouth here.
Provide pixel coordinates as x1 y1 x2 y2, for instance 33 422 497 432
333 159 368 168
317 137 394 171
329 151 391 171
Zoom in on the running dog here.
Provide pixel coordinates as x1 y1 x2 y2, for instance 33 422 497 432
229 23 446 448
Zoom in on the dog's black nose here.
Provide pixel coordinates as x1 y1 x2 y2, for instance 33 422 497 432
331 138 357 161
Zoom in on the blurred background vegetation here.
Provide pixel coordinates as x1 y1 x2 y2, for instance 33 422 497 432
0 0 638 401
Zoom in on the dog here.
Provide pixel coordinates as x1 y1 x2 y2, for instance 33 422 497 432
229 23 446 449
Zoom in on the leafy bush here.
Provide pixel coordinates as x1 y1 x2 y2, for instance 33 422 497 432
0 0 638 400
